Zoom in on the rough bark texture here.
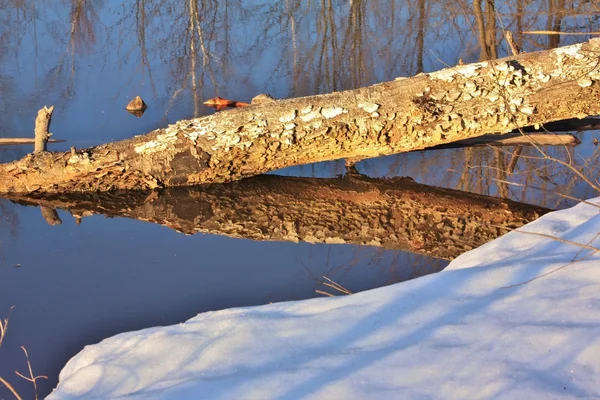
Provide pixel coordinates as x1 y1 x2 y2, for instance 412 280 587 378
33 106 54 153
40 206 62 225
3 39 600 193
5 174 549 260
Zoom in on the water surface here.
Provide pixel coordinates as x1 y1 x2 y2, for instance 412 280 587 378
1 1 599 397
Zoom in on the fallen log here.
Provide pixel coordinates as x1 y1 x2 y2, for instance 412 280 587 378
3 174 549 260
3 38 600 194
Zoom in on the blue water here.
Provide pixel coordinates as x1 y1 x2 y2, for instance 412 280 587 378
0 1 599 398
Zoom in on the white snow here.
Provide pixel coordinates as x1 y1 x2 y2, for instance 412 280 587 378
49 198 600 399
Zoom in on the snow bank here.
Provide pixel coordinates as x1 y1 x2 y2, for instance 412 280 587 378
49 198 600 399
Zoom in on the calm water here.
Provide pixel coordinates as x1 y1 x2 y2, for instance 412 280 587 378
1 1 599 398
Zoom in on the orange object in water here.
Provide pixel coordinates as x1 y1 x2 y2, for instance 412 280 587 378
203 97 249 110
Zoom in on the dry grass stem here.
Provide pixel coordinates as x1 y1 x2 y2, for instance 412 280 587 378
15 346 47 400
0 306 15 349
315 290 336 297
317 276 353 297
0 376 22 400
502 234 600 288
492 179 600 209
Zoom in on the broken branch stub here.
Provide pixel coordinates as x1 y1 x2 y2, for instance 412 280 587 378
3 38 600 194
34 106 54 153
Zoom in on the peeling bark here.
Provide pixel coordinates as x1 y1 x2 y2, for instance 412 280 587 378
3 39 600 193
4 174 549 260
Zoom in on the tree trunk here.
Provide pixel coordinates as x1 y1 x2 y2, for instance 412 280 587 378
2 38 600 194
4 174 549 260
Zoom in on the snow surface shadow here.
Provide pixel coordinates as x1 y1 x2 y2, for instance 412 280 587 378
50 202 600 398
192 256 597 398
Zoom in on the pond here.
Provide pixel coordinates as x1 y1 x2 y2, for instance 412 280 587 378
1 1 599 398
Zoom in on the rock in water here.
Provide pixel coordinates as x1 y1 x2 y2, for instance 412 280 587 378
126 96 148 112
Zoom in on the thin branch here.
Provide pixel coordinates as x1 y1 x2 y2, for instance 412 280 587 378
524 30 600 35
315 290 336 297
502 234 600 288
0 306 15 349
0 376 22 400
317 276 353 296
15 346 47 400
492 179 600 209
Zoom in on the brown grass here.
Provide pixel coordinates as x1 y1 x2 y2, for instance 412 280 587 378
316 276 353 297
0 307 47 400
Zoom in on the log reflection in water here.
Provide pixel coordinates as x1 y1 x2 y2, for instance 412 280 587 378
3 174 550 260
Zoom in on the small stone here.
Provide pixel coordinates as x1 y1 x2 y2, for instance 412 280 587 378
125 96 147 112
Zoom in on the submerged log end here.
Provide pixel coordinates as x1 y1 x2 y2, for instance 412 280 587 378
34 105 54 153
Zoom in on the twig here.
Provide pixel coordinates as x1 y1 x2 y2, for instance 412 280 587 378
0 138 63 145
492 179 600 209
15 346 47 400
506 145 523 174
502 234 599 288
0 306 15 349
504 30 521 56
0 376 22 400
523 30 600 35
502 31 524 174
317 276 353 297
315 290 335 297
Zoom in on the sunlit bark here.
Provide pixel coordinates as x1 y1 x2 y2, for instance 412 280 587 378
1 38 600 194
